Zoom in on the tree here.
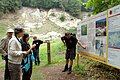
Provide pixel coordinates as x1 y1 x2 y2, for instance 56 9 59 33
62 0 82 17
0 0 21 16
21 0 83 17
86 0 120 14
0 0 83 17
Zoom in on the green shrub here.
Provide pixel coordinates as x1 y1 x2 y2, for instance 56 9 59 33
0 23 8 39
73 64 85 75
59 14 66 22
50 13 56 17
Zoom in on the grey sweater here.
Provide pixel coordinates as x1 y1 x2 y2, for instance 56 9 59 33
8 36 23 64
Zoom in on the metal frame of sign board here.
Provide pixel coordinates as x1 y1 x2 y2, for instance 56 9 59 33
77 52 120 70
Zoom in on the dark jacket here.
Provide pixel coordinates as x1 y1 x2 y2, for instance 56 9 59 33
32 40 43 50
61 36 78 49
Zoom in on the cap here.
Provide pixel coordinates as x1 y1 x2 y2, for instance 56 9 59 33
7 29 14 33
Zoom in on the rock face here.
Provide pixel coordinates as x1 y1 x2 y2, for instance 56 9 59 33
0 7 81 39
48 9 81 30
17 7 81 30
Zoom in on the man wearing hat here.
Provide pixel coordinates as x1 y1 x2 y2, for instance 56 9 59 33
0 28 14 80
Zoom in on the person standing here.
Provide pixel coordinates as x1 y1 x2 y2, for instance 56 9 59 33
8 28 35 80
21 33 35 80
32 36 43 65
99 41 104 57
61 33 86 74
0 29 14 80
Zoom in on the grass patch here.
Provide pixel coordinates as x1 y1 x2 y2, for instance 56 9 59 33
51 39 66 63
31 39 66 80
31 66 44 80
0 23 8 39
39 39 66 65
59 14 66 22
29 38 66 65
0 57 5 70
73 64 85 75
0 23 8 70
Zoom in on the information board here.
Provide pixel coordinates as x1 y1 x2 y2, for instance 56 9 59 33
108 5 120 68
77 5 120 69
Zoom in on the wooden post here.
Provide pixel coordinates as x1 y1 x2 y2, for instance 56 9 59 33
76 53 79 65
47 41 51 64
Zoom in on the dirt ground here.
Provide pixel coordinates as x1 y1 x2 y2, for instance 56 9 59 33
0 70 4 80
40 63 80 80
0 61 4 80
1 57 120 80
38 57 120 80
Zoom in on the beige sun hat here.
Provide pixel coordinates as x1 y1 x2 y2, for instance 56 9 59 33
7 29 14 33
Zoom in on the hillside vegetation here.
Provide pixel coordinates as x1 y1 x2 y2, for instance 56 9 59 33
0 23 7 38
0 0 85 17
0 7 78 40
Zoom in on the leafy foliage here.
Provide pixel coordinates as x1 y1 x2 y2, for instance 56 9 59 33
0 23 8 38
73 64 85 75
0 0 85 17
59 14 66 22
62 0 82 17
22 0 83 16
86 0 120 14
1 0 120 17
0 0 21 16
